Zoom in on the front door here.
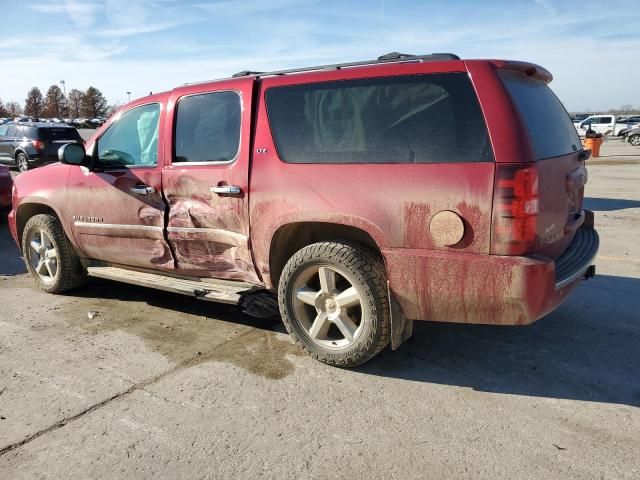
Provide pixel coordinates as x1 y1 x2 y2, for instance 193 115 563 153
67 102 174 270
161 79 259 283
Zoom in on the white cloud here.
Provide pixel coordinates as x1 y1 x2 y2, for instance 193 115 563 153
8 0 640 111
532 0 557 16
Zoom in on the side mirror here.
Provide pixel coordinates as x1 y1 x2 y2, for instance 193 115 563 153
58 143 87 166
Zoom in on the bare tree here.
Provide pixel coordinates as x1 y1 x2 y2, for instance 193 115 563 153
67 89 84 118
43 85 68 118
105 102 123 119
6 101 22 116
24 87 44 118
0 99 8 117
81 86 108 118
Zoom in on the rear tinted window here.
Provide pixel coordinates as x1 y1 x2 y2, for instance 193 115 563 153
38 127 82 141
499 71 581 160
174 91 241 163
265 73 493 164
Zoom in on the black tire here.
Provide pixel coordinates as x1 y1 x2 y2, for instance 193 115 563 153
278 242 390 367
22 214 87 293
628 134 640 147
16 152 31 173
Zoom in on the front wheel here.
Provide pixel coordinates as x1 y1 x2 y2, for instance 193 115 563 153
22 214 87 293
278 242 390 367
628 134 640 147
16 152 31 173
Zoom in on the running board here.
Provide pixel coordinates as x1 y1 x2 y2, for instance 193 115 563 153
86 266 252 304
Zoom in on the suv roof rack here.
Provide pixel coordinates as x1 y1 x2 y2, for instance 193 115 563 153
230 52 460 79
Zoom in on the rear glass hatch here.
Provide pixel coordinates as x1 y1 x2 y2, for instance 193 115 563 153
36 127 83 156
499 69 586 260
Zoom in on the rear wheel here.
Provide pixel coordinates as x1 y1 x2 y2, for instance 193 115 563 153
628 134 640 147
16 152 30 173
22 214 86 293
278 242 390 367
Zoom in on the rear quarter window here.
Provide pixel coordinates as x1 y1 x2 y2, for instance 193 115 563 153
499 70 581 160
265 73 493 164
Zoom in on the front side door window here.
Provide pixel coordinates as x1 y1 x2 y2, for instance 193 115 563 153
96 103 160 168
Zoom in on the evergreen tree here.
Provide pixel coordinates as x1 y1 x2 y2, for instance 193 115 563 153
24 87 44 118
43 85 68 118
81 86 108 118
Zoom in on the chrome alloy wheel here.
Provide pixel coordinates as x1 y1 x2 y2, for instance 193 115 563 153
27 229 58 283
17 153 29 172
292 265 363 349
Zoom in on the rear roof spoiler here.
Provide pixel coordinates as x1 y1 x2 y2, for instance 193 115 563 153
496 60 553 83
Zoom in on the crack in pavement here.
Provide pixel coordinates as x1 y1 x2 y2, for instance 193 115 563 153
0 327 260 458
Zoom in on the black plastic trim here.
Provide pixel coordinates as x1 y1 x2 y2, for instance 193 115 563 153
554 226 599 289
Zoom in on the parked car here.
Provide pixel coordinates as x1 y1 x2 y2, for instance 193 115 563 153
0 122 84 172
8 53 599 367
0 164 12 214
624 127 640 146
618 117 640 137
574 114 636 136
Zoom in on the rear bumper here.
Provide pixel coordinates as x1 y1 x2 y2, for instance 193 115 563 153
383 225 599 326
554 226 599 289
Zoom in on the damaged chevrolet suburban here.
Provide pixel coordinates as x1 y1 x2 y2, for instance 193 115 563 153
8 53 599 367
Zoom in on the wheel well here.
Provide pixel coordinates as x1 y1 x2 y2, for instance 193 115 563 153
268 222 381 288
16 204 58 247
14 149 26 159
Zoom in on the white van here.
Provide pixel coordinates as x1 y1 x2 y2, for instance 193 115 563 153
574 115 633 137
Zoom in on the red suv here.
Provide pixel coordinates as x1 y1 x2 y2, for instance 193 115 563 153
8 53 599 367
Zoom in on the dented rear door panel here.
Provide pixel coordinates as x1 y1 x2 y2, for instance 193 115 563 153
161 78 260 283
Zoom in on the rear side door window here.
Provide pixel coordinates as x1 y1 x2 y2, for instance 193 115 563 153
265 73 493 164
6 126 19 137
95 103 160 168
173 91 241 164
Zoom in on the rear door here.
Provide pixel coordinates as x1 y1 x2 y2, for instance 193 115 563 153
161 78 260 283
594 115 613 134
1 125 20 159
0 125 10 159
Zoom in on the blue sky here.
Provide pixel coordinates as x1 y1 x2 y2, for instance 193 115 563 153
1 0 638 112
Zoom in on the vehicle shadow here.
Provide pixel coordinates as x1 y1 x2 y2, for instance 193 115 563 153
66 277 282 333
584 197 640 211
362 274 640 408
3 223 638 406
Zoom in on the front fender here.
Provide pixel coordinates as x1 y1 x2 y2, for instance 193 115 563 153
12 163 74 250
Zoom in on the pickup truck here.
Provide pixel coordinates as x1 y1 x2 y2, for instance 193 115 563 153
574 114 635 137
8 53 599 367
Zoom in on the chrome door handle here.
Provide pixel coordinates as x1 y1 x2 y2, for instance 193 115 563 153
130 185 156 195
211 185 241 195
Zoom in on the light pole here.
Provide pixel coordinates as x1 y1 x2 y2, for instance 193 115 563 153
126 91 131 102
60 80 66 95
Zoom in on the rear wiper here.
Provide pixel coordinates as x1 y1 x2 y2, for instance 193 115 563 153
578 150 591 161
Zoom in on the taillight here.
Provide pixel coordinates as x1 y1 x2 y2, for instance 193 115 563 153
492 165 539 255
32 140 44 151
